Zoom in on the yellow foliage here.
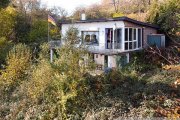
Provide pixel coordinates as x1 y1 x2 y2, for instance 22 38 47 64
112 12 124 18
126 13 147 22
0 44 31 88
27 60 54 100
0 6 16 38
5 6 16 15
162 65 180 70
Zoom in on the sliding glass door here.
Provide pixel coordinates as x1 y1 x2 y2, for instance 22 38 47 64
105 28 113 49
114 28 122 49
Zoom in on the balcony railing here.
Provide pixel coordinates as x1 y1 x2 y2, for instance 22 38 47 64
86 43 123 55
49 41 128 55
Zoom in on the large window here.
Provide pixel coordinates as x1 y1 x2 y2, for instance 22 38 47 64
105 28 113 49
114 28 122 49
82 31 99 45
124 28 142 50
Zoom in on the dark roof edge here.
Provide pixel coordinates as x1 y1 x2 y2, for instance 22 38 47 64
60 16 159 29
119 17 159 29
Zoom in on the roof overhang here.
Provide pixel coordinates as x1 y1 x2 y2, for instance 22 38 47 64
61 16 159 29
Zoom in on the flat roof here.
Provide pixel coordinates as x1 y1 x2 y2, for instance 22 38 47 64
61 16 159 29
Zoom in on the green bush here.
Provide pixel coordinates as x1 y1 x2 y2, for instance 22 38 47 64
0 37 13 66
0 44 32 93
28 20 48 43
0 7 16 38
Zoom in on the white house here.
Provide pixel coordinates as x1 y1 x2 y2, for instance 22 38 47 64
61 16 159 69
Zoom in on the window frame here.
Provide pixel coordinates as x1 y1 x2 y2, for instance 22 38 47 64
124 27 142 51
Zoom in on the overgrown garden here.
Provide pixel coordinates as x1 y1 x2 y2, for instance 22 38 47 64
0 0 179 119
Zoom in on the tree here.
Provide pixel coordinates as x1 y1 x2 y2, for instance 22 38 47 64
111 0 120 13
0 7 16 39
0 0 10 8
12 0 51 43
50 6 68 21
71 7 86 20
147 0 180 36
0 6 16 66
15 13 31 43
72 4 112 20
0 37 13 66
28 20 48 43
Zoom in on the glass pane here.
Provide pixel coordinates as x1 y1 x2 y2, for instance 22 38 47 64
129 42 133 49
125 28 128 41
85 34 90 43
125 43 128 50
129 28 132 41
133 41 137 49
138 29 142 48
91 34 98 44
81 32 84 43
115 29 122 49
133 29 136 40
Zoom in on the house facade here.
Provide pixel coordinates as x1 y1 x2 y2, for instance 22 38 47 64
61 17 159 69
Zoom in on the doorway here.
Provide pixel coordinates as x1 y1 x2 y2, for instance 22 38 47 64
104 55 108 68
105 28 113 49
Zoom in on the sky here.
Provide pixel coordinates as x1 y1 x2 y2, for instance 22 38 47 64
42 0 102 15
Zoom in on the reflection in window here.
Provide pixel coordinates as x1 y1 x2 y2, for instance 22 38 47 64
133 41 136 49
125 28 128 41
85 35 90 42
129 28 132 41
129 42 133 49
91 34 98 44
82 31 99 45
125 43 128 50
114 29 122 49
133 29 136 40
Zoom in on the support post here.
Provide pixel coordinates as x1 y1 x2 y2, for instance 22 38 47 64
122 28 125 51
126 53 130 63
113 24 116 50
113 29 115 50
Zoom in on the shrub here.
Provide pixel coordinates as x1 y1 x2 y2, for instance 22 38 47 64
26 28 95 119
123 51 158 73
0 44 32 94
28 20 48 43
105 69 126 88
0 37 13 66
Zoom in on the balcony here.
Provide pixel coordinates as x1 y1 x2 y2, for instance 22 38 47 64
86 43 123 55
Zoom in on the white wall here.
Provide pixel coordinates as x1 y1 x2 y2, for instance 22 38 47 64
94 54 104 66
61 21 125 50
94 54 117 68
93 54 117 68
108 55 117 68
